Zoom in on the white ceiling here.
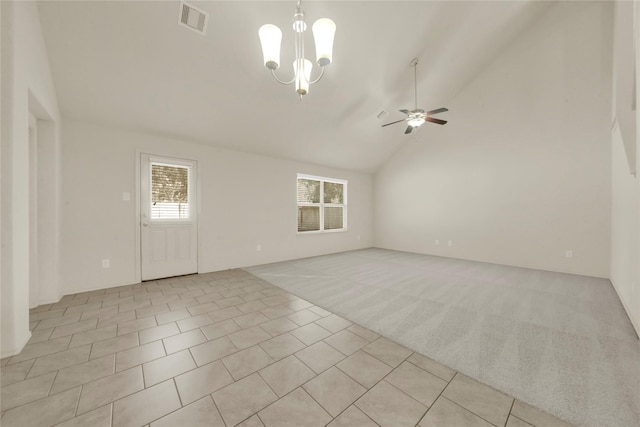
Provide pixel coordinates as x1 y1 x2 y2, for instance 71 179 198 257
37 1 552 173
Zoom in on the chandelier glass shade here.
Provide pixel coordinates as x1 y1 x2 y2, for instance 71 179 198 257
258 1 336 98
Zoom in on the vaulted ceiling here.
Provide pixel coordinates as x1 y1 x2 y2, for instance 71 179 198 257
38 1 552 173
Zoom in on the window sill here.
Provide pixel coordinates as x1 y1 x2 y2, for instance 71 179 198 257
297 229 348 235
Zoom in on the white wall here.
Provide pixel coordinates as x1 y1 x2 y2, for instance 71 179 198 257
374 1 613 278
1 1 62 357
609 1 640 336
61 119 373 294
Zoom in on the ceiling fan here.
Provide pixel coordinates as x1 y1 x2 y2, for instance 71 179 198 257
382 58 448 134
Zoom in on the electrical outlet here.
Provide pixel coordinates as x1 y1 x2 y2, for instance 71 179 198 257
256 244 262 252
565 250 573 259
102 259 110 268
435 239 440 245
122 192 130 201
447 240 453 247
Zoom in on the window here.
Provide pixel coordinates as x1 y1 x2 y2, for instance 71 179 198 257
297 174 347 233
150 163 191 219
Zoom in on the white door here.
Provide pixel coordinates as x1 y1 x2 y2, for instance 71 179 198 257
140 154 198 281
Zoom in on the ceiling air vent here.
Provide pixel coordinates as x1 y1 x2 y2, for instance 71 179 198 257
178 1 208 35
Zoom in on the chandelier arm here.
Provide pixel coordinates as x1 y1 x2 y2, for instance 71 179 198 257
308 66 325 85
270 68 296 85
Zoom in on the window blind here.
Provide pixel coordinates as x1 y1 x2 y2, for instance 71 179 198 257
151 164 190 219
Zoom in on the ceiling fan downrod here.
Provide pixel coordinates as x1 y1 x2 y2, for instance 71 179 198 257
411 58 419 111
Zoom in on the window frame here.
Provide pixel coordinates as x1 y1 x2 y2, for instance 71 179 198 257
297 173 348 234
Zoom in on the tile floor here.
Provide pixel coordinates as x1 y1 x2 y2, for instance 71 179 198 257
0 270 573 427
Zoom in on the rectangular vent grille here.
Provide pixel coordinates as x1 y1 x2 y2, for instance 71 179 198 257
178 1 208 35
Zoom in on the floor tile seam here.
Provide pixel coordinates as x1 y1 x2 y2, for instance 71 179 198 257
1 384 83 417
33 315 81 332
172 377 185 408
25 346 93 380
332 351 421 407
117 318 168 338
325 403 382 427
159 394 223 427
321 335 367 357
508 413 537 427
141 348 196 388
0 370 55 412
20 352 41 380
256 367 287 399
310 320 341 336
183 346 199 378
256 385 331 426
115 336 167 367
220 347 277 382
290 353 328 381
112 378 181 427
363 342 414 370
8 337 73 365
50 318 100 341
301 369 369 417
504 398 517 427
67 325 121 348
47 354 117 395
29 308 69 322
369 375 430 418
72 382 85 417
439 394 507 427
407 366 456 419
405 358 456 383
443 370 522 412
134 306 170 320
94 331 141 359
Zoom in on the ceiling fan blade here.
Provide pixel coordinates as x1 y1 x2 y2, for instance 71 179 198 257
399 109 411 115
404 126 414 134
426 117 447 125
426 107 448 115
382 118 407 127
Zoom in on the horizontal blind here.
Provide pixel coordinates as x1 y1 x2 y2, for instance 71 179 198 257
151 164 190 219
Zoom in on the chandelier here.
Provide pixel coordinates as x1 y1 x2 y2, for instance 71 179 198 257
258 1 336 99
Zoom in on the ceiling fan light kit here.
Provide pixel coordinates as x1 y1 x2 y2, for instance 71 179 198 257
382 58 449 134
258 0 336 99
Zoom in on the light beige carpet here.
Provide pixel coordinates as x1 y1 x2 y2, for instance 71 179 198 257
246 248 640 427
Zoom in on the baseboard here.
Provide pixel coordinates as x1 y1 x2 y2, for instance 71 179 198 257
63 278 139 298
620 297 640 339
610 278 640 340
1 331 32 359
37 292 64 307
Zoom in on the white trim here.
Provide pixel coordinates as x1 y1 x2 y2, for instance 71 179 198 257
135 150 142 283
138 153 199 281
296 173 348 234
610 277 640 339
297 173 347 185
136 150 203 283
